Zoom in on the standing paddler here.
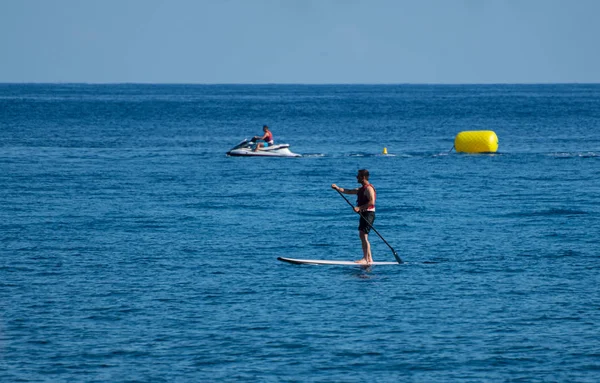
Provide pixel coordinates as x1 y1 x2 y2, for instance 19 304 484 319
331 169 376 264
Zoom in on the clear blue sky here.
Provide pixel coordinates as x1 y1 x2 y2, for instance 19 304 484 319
1 0 599 83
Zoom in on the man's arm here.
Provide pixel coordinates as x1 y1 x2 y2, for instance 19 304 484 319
331 184 358 195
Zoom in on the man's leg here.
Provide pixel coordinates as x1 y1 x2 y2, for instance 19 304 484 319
358 230 372 264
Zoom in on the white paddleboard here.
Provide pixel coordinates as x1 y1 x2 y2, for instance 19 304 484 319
277 257 400 266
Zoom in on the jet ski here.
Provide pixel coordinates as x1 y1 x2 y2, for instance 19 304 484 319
226 138 301 157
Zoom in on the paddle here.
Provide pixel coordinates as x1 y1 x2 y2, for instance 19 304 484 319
335 189 403 264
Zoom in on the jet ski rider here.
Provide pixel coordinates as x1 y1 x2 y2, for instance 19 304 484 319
253 125 274 152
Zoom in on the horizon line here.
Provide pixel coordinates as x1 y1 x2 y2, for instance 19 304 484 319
1 82 599 86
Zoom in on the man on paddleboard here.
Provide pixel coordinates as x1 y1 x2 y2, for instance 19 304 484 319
331 169 376 264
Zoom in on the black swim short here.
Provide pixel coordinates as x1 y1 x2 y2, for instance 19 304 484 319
358 211 375 234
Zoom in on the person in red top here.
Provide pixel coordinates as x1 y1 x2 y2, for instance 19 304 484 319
331 169 376 264
253 125 274 152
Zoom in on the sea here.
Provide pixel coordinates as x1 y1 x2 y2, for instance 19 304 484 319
1 84 599 382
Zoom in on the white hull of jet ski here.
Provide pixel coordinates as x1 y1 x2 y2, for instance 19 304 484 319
226 139 301 157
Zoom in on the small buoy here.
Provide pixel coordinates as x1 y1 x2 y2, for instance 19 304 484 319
454 130 498 153
382 147 388 155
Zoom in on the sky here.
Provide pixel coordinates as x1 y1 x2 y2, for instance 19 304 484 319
1 0 599 84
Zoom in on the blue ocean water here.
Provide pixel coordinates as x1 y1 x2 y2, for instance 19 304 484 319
1 84 599 382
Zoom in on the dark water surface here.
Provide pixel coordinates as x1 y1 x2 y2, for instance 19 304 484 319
1 84 599 382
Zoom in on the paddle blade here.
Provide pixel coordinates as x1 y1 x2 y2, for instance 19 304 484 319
393 251 403 264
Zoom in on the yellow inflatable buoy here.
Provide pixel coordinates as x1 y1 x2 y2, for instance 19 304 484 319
382 147 388 155
454 130 498 153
